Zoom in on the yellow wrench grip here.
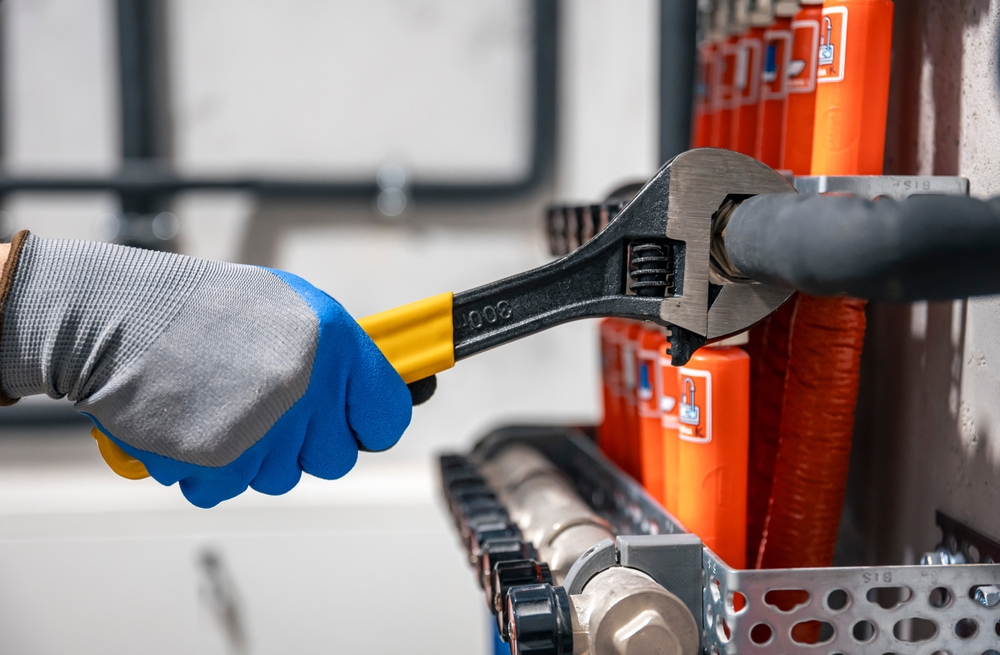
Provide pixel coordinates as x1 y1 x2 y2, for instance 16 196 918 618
96 291 456 480
356 291 455 384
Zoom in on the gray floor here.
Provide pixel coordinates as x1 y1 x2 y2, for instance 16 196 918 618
0 425 488 655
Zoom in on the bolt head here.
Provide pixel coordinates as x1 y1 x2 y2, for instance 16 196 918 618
975 585 1000 607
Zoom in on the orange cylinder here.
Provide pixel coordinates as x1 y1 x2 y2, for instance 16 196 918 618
598 318 625 465
659 344 681 517
676 345 750 569
754 16 792 168
636 326 667 505
810 0 894 175
619 321 644 480
711 36 740 149
693 43 718 148
781 1 825 175
732 27 765 156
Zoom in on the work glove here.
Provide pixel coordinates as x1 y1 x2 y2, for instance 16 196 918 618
0 232 412 508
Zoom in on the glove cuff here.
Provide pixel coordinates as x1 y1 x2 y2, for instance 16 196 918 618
0 230 30 406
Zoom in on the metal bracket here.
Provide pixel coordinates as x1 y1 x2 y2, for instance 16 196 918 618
466 427 1000 654
793 175 970 199
564 538 617 595
618 534 705 632
703 549 1000 654
935 510 1000 565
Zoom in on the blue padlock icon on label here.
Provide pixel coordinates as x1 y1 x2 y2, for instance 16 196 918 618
679 377 700 426
818 16 835 66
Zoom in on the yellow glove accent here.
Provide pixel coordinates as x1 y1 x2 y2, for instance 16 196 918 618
92 427 150 480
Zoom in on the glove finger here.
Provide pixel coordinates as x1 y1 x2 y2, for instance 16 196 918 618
345 332 412 452
178 471 254 509
250 441 304 496
406 375 437 406
299 412 359 480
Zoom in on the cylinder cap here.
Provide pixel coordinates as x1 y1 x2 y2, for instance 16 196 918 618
507 584 573 655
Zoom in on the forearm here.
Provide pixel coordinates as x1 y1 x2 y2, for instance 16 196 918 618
0 232 28 405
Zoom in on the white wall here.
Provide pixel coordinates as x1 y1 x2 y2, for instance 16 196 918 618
845 0 1000 566
0 1 660 653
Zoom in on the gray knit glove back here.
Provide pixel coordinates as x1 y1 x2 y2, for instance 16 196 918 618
0 232 412 507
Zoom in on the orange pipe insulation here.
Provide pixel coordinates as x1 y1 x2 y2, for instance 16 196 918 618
745 298 797 566
756 0 893 578
756 296 867 569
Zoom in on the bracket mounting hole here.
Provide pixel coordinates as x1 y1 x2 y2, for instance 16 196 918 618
790 620 834 645
852 620 876 642
866 586 912 609
764 588 810 612
929 586 953 609
827 589 849 611
893 618 937 643
749 623 773 645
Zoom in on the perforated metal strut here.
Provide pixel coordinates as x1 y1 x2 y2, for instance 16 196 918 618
456 426 1000 655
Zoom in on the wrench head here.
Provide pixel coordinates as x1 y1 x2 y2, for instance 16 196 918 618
616 148 796 351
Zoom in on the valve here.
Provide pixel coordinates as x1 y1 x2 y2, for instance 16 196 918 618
507 583 573 655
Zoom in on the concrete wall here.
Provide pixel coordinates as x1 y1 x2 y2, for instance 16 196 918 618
845 0 1000 566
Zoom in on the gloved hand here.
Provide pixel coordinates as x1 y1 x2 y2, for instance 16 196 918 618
0 232 412 507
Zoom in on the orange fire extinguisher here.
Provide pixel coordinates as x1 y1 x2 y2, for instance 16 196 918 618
780 0 824 174
754 5 794 168
710 2 739 150
636 325 668 505
659 342 681 517
598 318 625 466
676 339 751 569
810 0 894 175
618 321 644 480
732 22 766 157
691 0 718 147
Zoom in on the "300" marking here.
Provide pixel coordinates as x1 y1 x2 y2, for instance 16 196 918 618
456 300 512 330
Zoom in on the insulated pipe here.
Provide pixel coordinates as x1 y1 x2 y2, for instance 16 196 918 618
506 568 700 655
723 193 1000 301
569 567 699 655
479 446 615 583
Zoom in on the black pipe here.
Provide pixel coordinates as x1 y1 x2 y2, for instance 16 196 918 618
725 193 1000 301
658 0 697 164
117 0 163 216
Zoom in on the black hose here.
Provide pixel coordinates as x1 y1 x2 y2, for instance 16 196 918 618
724 193 1000 301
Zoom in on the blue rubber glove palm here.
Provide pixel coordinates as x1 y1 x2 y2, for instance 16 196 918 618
0 232 412 507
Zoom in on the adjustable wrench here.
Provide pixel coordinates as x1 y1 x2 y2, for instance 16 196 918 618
361 148 796 385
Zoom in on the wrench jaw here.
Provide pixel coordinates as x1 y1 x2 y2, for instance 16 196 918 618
606 148 796 364
658 148 797 351
451 148 796 367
